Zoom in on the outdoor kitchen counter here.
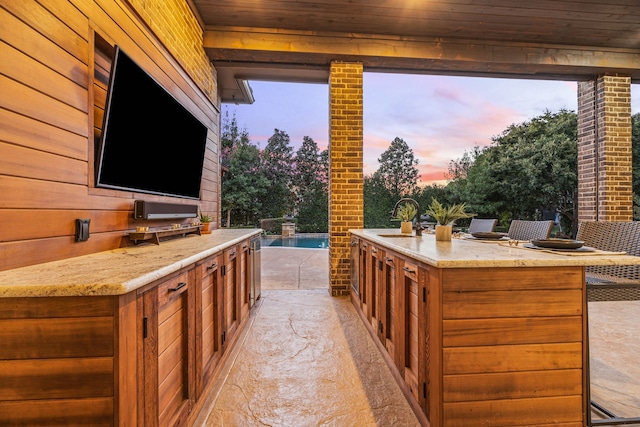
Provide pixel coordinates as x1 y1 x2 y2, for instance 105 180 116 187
0 228 261 297
349 228 640 427
350 228 640 268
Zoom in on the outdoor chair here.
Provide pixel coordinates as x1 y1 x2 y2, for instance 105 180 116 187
506 220 553 241
467 218 498 234
576 221 640 301
575 221 640 426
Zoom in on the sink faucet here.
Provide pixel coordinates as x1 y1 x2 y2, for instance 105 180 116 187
391 198 423 236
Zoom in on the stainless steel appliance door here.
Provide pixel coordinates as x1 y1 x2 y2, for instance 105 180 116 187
250 236 261 306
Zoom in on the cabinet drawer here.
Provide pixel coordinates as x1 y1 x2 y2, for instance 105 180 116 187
402 260 419 281
224 245 238 263
383 252 396 266
157 270 190 308
200 254 221 279
369 244 381 258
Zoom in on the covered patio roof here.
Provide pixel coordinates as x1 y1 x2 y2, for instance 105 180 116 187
191 0 640 103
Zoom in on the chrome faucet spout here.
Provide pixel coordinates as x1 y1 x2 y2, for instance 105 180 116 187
391 198 423 236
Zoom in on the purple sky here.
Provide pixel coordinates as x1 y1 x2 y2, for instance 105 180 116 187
224 74 640 186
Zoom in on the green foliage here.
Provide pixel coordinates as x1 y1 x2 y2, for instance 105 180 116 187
292 136 329 232
424 198 475 225
199 214 212 223
391 202 418 222
221 114 271 227
364 172 396 228
220 109 640 234
261 129 295 218
376 137 420 199
445 109 578 233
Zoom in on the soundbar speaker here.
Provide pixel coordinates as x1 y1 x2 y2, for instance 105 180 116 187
134 200 198 220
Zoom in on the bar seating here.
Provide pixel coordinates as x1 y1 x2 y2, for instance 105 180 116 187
575 221 640 426
506 219 553 240
467 218 498 234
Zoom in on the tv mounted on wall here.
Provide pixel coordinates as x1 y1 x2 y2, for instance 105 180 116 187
96 46 208 199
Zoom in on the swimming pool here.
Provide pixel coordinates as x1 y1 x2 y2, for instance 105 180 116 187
262 234 329 248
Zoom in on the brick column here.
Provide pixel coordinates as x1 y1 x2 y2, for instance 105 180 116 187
577 75 633 222
328 62 363 296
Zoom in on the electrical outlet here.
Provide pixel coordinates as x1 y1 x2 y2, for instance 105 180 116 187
75 219 90 242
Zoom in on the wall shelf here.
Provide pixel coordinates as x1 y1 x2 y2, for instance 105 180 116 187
127 225 202 245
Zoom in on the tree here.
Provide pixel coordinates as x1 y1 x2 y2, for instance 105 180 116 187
363 172 396 228
293 137 329 232
261 129 295 218
292 136 327 204
445 109 578 233
220 114 270 226
376 137 420 198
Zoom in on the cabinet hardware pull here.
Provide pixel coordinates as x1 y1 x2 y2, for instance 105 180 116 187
351 241 358 246
168 282 187 292
207 263 218 270
403 266 416 274
231 251 236 257
243 244 248 249
371 248 377 254
384 257 393 262
143 317 148 339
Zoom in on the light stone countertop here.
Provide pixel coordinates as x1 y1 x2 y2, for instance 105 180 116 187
0 228 261 298
351 229 640 269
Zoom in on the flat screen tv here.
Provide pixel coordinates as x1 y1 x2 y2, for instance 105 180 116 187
96 46 208 199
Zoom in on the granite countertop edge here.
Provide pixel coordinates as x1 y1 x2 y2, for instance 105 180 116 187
350 229 640 269
0 229 262 298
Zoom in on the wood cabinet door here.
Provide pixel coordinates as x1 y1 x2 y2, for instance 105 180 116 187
196 254 222 397
222 245 239 350
401 259 427 410
369 243 382 333
142 269 195 427
381 251 397 362
239 240 251 320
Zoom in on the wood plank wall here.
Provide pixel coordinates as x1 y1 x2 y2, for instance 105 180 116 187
0 0 220 272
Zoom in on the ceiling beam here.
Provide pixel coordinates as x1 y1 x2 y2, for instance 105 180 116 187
205 26 640 82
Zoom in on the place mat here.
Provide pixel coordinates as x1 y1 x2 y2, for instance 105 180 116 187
463 235 509 243
506 242 627 256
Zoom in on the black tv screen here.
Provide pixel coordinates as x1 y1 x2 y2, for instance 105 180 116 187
96 46 208 199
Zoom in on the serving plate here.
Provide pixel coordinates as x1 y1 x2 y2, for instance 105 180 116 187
470 232 508 240
530 239 585 249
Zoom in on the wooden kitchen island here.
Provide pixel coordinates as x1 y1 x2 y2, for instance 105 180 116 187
350 229 640 427
0 229 261 427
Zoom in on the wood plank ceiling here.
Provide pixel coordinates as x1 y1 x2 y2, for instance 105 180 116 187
190 0 640 103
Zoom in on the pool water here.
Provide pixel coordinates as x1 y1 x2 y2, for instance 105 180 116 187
262 234 329 248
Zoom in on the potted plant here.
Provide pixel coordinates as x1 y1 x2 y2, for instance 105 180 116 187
199 213 213 234
392 202 418 234
424 198 475 241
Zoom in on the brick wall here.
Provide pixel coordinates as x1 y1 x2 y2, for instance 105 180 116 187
127 0 217 100
329 62 364 296
577 75 632 222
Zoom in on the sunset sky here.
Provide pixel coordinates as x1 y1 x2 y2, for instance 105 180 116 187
223 74 640 186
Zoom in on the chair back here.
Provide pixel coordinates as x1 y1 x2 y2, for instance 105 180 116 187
507 220 553 240
467 218 498 234
576 221 640 283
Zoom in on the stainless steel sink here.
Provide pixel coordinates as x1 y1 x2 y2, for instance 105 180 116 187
376 233 416 238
